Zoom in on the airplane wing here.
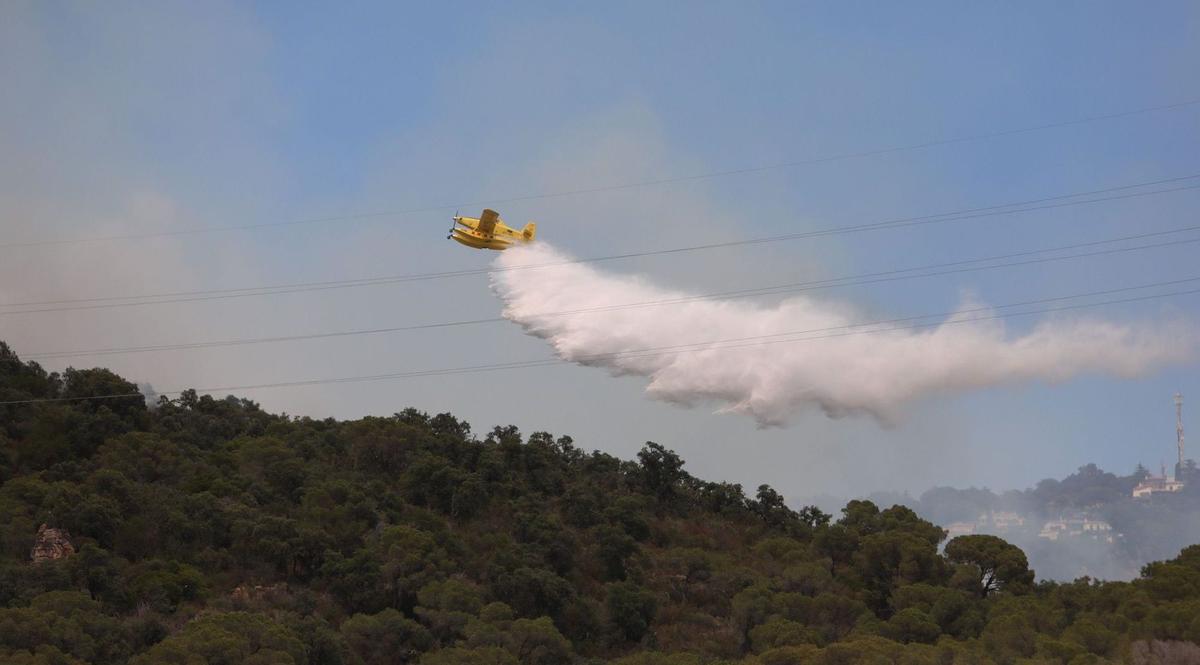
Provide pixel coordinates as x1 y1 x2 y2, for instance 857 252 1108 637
476 208 500 235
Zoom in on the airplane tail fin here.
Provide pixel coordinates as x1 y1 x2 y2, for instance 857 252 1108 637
522 222 537 241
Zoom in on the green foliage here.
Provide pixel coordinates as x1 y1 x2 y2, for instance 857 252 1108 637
131 612 306 664
1139 544 1200 601
0 591 133 664
125 559 206 613
605 581 658 643
418 646 517 665
340 608 433 664
882 608 940 644
749 617 819 652
595 524 638 581
610 653 705 665
492 567 574 622
945 534 1035 597
415 579 484 643
637 442 686 503
981 613 1038 661
504 617 571 665
2 344 1200 664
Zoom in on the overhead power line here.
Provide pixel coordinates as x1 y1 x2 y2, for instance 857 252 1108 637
3 174 1199 316
570 277 1200 359
3 276 1196 406
3 98 1198 250
22 224 1200 360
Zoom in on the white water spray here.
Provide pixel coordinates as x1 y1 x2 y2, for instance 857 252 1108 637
491 243 1188 426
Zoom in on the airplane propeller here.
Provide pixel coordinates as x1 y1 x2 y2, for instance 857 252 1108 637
447 209 458 240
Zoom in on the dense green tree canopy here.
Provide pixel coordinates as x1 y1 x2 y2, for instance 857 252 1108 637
945 534 1036 598
0 343 1199 664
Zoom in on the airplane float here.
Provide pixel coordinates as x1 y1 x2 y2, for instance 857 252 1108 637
448 209 536 250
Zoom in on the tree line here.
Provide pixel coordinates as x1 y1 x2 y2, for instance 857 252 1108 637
1 341 1199 664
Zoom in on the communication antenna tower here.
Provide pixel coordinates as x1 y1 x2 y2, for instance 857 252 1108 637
1177 392 1185 469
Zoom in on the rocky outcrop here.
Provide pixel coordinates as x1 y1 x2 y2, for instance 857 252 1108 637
229 583 287 604
1131 640 1200 665
30 524 75 563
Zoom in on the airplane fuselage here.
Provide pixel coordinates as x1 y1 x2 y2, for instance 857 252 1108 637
450 226 524 250
449 209 536 250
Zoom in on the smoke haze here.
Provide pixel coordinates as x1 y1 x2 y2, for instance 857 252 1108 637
492 243 1189 426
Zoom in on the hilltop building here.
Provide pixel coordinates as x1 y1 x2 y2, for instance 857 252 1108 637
1132 465 1184 498
988 511 1025 530
943 511 1025 540
1131 393 1193 498
1038 516 1114 543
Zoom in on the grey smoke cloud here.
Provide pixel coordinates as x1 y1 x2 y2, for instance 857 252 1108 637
492 243 1191 426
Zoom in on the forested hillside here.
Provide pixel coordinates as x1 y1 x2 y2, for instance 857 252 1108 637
866 464 1200 582
2 341 1199 665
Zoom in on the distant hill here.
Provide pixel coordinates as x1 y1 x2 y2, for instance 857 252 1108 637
2 340 1200 664
846 463 1200 582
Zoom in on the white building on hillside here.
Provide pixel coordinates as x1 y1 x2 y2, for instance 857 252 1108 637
1038 516 1114 543
1132 465 1184 499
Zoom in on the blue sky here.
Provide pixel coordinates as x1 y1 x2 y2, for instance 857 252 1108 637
2 1 1198 499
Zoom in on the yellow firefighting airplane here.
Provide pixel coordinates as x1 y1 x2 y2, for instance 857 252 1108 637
448 209 537 250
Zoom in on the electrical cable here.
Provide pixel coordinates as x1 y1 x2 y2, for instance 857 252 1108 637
3 174 1198 316
3 98 1197 250
4 276 1196 406
21 225 1200 360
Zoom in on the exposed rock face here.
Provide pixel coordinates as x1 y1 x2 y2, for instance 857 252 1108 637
31 524 75 563
1131 640 1200 664
229 583 286 604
